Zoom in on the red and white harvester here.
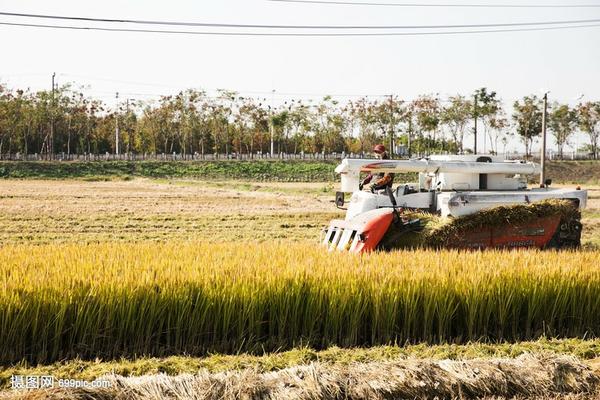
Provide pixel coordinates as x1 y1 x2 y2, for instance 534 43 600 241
322 155 587 253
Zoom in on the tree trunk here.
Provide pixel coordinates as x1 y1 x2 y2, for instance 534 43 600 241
87 123 91 154
40 134 49 156
494 135 499 155
25 122 30 156
559 144 564 160
128 125 132 155
67 116 72 156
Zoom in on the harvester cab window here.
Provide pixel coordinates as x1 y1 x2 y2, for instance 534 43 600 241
476 156 493 190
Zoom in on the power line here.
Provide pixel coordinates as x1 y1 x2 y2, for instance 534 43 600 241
40 73 388 97
269 0 600 7
69 82 391 98
59 73 179 88
51 75 506 98
1 20 599 36
1 11 600 29
0 81 571 106
46 77 479 99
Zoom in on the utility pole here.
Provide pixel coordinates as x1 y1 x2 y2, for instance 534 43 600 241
389 94 394 158
270 89 275 157
540 92 548 187
115 92 120 156
50 72 55 160
269 107 274 157
126 98 130 156
473 93 478 154
407 116 412 158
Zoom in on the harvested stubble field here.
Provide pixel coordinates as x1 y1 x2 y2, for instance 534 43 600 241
1 174 600 399
0 179 341 243
3 338 600 384
0 179 598 245
4 354 600 400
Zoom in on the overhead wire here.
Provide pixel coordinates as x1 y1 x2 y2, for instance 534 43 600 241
0 20 599 36
49 75 513 98
58 73 181 88
0 11 600 30
1 9 592 106
6 82 527 104
68 82 390 99
268 0 600 8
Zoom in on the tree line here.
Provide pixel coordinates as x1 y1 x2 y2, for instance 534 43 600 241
0 83 598 159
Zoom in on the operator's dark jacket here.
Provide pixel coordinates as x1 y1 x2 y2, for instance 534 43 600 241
361 152 395 190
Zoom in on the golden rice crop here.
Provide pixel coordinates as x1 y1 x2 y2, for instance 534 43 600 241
1 242 599 364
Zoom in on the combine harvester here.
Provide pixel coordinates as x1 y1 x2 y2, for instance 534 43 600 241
322 155 587 252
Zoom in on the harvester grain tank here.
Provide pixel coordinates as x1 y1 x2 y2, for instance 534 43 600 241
323 155 587 252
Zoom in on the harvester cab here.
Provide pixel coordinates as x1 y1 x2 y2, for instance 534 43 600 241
322 155 587 253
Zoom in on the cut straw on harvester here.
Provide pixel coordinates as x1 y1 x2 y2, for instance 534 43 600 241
380 199 581 250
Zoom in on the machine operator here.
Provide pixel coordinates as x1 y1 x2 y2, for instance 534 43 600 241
359 144 395 193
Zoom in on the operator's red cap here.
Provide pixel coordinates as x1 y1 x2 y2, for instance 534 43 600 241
373 144 386 154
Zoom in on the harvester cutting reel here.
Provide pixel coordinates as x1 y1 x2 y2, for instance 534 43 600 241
321 187 421 253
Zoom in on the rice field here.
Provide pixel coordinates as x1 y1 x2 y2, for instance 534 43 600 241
1 178 600 399
2 242 600 365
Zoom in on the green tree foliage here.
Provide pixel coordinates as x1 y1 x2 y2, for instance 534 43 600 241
474 88 504 153
512 96 543 158
548 103 578 159
411 95 442 154
0 82 597 158
577 101 600 159
441 95 472 153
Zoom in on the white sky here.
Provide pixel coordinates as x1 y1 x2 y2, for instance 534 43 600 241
1 0 599 152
